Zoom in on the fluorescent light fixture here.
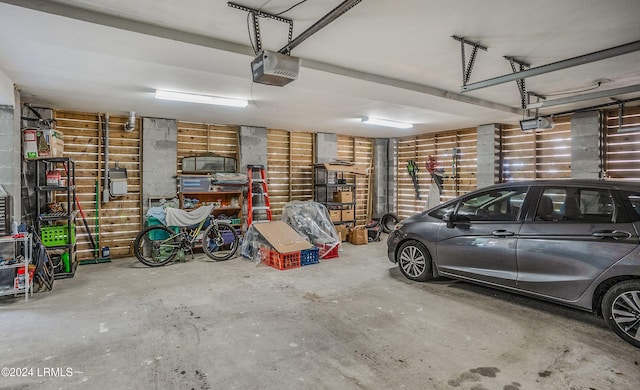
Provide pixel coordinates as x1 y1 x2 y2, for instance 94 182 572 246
155 90 248 108
362 116 413 129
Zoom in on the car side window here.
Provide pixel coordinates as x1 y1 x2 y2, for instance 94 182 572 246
536 187 614 223
429 204 455 220
457 188 528 222
620 192 640 222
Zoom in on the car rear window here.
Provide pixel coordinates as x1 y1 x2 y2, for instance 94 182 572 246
536 188 614 223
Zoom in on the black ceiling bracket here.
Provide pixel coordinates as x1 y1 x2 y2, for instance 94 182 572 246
278 0 363 55
228 2 294 54
505 56 531 110
452 36 488 86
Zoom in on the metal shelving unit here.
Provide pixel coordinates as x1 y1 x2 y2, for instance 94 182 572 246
313 164 357 226
0 233 33 301
34 157 78 279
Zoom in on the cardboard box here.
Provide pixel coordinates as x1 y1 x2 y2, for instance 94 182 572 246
341 208 354 221
329 209 341 222
252 221 313 253
335 225 349 242
316 162 367 176
333 191 353 203
23 128 64 159
349 226 368 245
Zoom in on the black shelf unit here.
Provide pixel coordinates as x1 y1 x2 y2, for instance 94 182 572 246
34 157 78 279
313 165 357 226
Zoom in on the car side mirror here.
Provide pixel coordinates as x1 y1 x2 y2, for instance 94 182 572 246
444 212 470 228
443 212 455 228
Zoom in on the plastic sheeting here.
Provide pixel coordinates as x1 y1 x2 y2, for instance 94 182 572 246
240 224 270 263
281 201 340 257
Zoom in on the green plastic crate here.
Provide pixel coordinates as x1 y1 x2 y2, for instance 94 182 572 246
41 224 76 247
146 217 178 240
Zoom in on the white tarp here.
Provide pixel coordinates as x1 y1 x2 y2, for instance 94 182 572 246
165 204 214 227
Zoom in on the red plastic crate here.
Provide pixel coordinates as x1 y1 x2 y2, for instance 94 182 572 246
317 243 339 259
260 247 301 270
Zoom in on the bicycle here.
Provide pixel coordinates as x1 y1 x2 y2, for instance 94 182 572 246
133 204 239 267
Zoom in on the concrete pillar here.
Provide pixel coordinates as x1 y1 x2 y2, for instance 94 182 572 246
0 83 21 225
315 132 337 163
0 104 21 225
571 111 602 179
476 124 501 188
372 138 397 217
239 126 268 173
142 118 178 214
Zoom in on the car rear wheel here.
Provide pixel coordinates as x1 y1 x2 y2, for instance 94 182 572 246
602 280 640 348
397 240 432 282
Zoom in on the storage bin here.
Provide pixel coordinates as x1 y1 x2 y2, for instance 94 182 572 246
300 247 320 266
40 224 76 247
179 175 211 193
260 247 301 270
146 217 178 240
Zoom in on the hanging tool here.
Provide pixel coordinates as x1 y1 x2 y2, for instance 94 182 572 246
426 155 444 193
62 162 96 251
407 160 421 200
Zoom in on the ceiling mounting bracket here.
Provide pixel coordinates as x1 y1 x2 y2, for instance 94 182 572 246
228 2 294 54
505 56 531 110
452 36 488 86
526 91 546 118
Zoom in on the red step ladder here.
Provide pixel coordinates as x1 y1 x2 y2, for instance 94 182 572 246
246 165 272 226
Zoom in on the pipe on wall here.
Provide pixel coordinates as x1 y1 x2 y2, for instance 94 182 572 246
103 113 110 203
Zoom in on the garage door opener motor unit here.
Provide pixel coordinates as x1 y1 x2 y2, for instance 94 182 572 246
251 50 300 87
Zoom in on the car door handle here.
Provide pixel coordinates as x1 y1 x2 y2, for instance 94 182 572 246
592 230 632 240
492 230 515 237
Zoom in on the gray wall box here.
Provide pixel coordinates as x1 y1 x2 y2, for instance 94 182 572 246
372 138 397 217
571 111 601 179
142 118 178 214
476 123 501 188
315 132 338 163
239 126 267 173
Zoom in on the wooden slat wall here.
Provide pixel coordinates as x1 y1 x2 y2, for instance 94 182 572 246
337 136 374 225
176 122 239 174
501 115 572 182
54 111 142 260
267 130 314 219
605 105 640 181
397 129 477 219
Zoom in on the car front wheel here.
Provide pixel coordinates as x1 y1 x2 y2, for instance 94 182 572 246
602 280 640 348
397 240 432 282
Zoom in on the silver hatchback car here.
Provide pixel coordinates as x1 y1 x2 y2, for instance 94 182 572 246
387 180 640 348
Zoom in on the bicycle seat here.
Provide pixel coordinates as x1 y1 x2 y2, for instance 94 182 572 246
166 204 215 227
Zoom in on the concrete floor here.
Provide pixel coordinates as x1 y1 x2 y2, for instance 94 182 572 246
1 238 639 390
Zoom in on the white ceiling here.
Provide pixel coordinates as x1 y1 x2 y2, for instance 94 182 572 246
0 0 639 137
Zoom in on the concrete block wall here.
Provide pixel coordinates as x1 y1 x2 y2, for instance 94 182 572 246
372 138 397 217
476 124 500 188
142 118 178 214
0 87 21 224
239 126 268 173
571 111 602 179
0 105 20 224
315 133 337 163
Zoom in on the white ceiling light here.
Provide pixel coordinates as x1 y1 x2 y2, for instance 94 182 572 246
155 90 248 108
362 116 413 129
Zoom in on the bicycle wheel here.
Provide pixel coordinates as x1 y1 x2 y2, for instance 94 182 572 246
33 254 54 292
134 225 180 267
202 221 239 261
